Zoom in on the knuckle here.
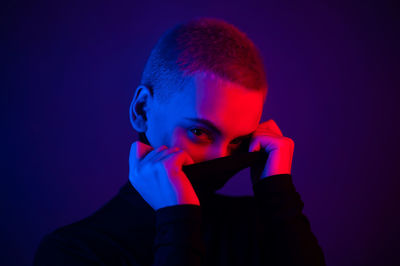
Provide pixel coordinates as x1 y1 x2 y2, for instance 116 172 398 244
156 145 167 152
284 137 295 148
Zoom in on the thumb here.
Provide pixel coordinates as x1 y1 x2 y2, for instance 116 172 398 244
248 139 261 153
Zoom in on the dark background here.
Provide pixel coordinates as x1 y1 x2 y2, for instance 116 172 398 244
3 0 400 265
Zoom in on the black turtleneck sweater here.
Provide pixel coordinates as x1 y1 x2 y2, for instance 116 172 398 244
33 173 326 265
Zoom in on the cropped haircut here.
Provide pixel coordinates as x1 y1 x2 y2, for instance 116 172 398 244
140 17 268 103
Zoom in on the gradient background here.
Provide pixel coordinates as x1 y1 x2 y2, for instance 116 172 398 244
3 1 400 265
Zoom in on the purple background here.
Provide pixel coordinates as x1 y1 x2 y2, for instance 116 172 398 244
3 1 400 265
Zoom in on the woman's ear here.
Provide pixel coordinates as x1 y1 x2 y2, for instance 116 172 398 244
129 85 153 133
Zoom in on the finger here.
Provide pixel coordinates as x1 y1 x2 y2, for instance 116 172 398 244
164 148 195 167
133 140 154 159
268 119 283 136
143 145 168 163
129 141 153 167
151 146 179 162
248 138 261 153
256 119 283 136
248 134 277 153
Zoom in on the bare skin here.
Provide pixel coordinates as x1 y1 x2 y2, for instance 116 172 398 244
129 71 294 210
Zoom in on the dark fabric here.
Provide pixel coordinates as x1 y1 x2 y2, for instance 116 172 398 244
33 174 326 265
139 132 271 195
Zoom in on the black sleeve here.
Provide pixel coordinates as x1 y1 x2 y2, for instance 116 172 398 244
152 204 205 266
33 205 205 266
252 174 326 266
33 233 108 266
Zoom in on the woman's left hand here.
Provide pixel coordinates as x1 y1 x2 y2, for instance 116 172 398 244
248 119 295 184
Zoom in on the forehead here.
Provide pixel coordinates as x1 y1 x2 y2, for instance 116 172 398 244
168 71 265 136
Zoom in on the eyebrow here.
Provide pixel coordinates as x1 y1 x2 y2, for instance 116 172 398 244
184 117 254 139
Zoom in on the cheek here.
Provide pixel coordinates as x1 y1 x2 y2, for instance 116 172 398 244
170 127 206 163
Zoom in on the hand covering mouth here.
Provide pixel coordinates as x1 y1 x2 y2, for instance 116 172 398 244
138 132 269 196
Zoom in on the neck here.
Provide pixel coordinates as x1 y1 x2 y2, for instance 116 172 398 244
138 132 151 146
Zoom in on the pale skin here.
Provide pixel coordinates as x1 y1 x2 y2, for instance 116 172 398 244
129 71 294 211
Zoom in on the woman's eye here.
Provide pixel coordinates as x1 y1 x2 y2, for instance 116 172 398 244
191 128 202 136
231 138 243 145
189 128 245 145
190 128 210 140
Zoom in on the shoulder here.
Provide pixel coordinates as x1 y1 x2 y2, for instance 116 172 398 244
33 221 105 265
34 191 155 265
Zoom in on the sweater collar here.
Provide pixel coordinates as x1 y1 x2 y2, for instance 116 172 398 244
119 133 269 208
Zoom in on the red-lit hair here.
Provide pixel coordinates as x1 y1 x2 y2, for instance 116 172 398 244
140 17 268 103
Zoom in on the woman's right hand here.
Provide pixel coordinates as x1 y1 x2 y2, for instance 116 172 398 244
128 140 200 211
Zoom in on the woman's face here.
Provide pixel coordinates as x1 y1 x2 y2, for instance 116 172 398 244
144 71 266 164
